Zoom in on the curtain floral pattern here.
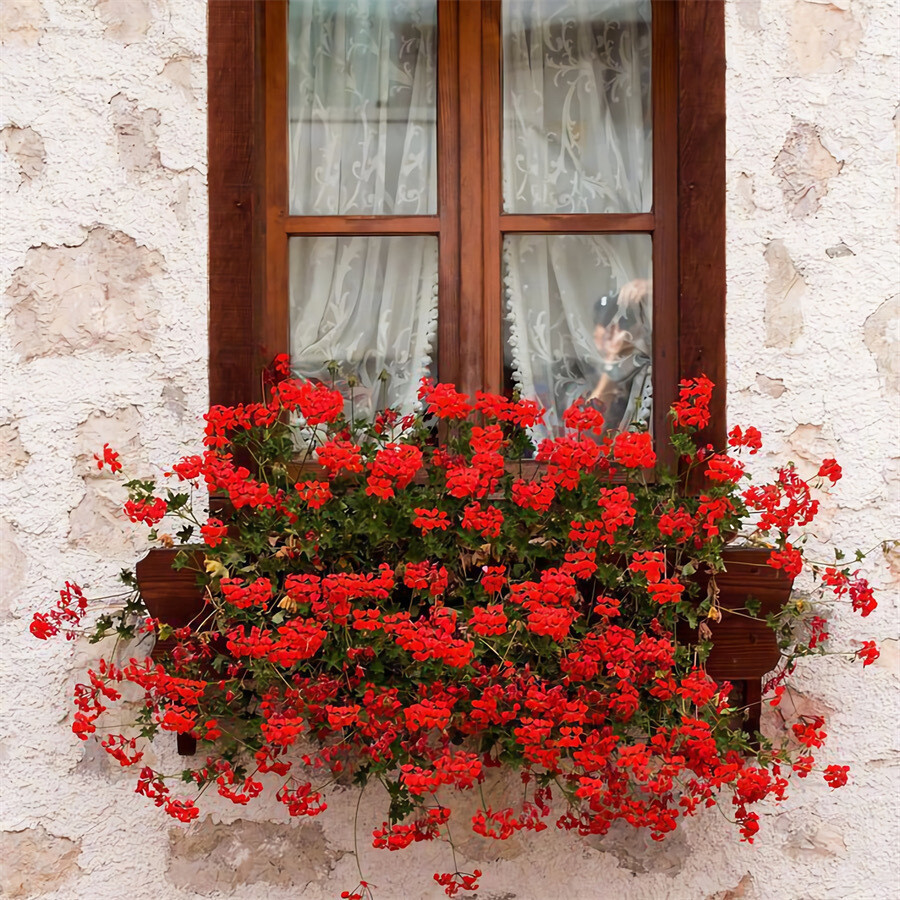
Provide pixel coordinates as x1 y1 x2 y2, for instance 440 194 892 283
288 0 437 215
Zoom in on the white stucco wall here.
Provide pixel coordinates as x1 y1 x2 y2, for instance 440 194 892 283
1 1 897 898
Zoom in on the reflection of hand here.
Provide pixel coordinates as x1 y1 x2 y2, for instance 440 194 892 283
617 278 651 307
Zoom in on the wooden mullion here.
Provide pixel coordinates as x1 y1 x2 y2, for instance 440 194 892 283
457 1 484 397
678 0 726 449
262 1 290 375
500 213 655 234
208 0 258 407
283 215 440 236
481 0 503 395
651 0 679 465
437 0 461 388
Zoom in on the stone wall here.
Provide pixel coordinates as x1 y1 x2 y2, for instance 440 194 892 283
1 1 897 898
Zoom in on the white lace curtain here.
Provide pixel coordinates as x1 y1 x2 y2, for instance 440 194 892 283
288 236 438 419
502 0 653 438
287 0 438 418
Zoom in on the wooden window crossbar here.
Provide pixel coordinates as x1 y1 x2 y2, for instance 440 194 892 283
284 217 442 236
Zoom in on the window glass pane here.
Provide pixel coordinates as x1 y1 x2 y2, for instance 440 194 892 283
288 0 438 215
289 236 438 419
503 233 652 439
502 0 652 213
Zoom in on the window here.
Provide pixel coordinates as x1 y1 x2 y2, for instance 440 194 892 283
208 0 725 457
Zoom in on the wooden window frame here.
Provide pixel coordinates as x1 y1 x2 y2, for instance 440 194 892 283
208 0 725 453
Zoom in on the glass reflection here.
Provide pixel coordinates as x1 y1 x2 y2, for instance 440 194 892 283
503 233 652 439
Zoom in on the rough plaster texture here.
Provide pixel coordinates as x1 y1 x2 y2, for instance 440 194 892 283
0 1 897 898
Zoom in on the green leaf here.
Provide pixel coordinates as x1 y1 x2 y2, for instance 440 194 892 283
386 780 415 824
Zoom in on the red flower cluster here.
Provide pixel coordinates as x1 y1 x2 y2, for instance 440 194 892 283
474 390 543 427
30 582 87 640
536 434 601 488
373 807 448 850
480 566 506 593
413 507 450 532
768 543 803 578
563 398 605 434
817 458 842 484
124 497 167 525
272 378 345 425
221 576 272 610
808 615 830 649
317 439 364 476
469 604 508 636
404 699 453 732
570 486 636 549
295 479 332 509
200 517 228 547
461 503 504 538
367 444 423 499
728 425 762 454
849 578 877 617
823 764 849 788
32 371 881 898
856 640 880 666
792 716 827 748
671 375 714 428
433 870 482 898
613 430 656 469
386 608 474 668
137 766 200 822
706 453 744 484
419 381 472 419
276 780 327 816
511 476 556 511
657 505 694 542
94 442 122 473
401 751 483 796
743 465 820 535
403 561 448 597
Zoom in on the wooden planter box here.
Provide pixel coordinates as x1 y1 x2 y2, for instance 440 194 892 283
679 546 794 734
134 549 207 756
135 545 793 751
